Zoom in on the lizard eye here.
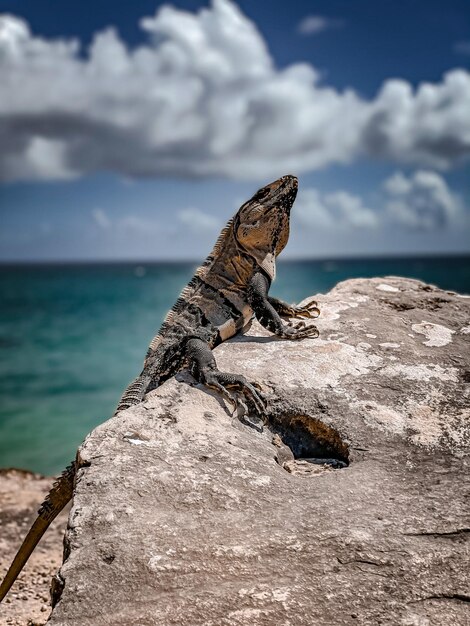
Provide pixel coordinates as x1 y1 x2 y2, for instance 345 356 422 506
253 186 270 201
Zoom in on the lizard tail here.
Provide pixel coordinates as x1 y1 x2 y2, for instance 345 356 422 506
0 461 76 603
115 372 154 414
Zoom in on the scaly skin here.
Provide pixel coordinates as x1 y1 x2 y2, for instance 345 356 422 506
0 463 76 603
0 174 320 603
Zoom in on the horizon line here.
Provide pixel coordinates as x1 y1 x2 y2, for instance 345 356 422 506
0 251 469 266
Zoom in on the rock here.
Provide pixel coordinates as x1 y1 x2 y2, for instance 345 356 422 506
48 278 469 626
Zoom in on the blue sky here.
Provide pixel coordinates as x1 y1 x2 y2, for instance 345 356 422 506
0 0 469 260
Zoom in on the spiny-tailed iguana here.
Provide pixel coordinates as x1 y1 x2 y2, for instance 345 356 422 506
0 174 320 603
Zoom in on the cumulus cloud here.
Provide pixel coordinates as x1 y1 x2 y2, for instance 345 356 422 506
296 188 378 229
297 15 343 35
1 0 470 182
296 170 464 233
361 74 470 169
383 170 462 230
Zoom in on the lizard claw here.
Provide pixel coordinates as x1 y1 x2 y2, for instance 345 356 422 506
233 392 265 432
288 320 306 330
239 380 268 415
205 371 267 418
234 397 249 418
293 300 320 319
206 379 239 414
281 321 319 340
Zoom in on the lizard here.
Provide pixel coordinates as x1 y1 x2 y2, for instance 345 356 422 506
0 173 320 603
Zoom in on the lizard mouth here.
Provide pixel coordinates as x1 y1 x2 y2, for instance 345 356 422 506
280 174 298 186
280 176 298 209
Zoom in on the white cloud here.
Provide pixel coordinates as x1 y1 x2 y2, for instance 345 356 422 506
1 1 470 182
296 188 377 229
383 171 412 195
383 170 462 230
117 214 160 235
297 15 343 35
361 74 470 169
454 41 470 56
1 137 78 181
296 170 464 233
177 207 219 233
92 208 111 229
91 208 161 235
325 191 378 228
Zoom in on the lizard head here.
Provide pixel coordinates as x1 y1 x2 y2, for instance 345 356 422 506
234 174 298 280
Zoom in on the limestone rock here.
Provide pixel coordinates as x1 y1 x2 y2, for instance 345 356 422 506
48 277 469 625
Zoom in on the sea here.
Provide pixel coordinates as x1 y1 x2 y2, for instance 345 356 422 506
1 256 469 475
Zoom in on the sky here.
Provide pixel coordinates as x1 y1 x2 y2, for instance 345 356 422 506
0 0 469 261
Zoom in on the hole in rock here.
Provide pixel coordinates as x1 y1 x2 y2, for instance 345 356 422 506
268 413 349 473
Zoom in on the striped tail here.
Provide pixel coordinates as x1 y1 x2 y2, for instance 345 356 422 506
0 462 76 603
114 372 154 414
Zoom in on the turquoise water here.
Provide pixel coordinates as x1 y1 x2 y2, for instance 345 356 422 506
1 257 469 475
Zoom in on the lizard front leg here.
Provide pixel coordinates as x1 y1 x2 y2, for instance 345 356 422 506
186 337 266 417
268 296 320 320
248 272 319 340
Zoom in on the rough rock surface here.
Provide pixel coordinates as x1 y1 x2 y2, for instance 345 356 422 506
48 277 469 626
0 470 69 626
